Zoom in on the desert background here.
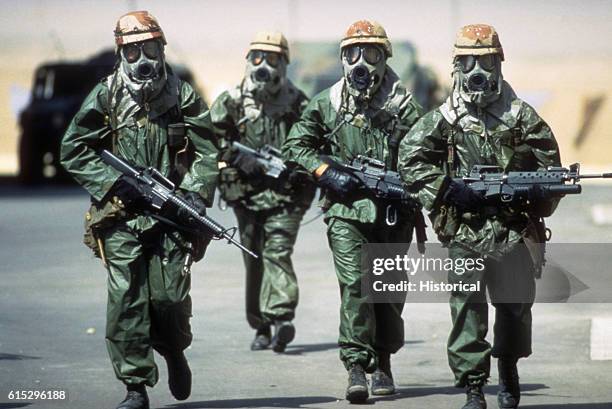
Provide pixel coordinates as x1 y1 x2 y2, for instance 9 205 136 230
1 0 612 175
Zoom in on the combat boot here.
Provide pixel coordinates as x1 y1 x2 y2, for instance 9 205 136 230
346 364 369 403
116 384 149 409
164 351 192 400
498 356 520 408
271 320 295 353
462 380 487 409
371 352 395 395
250 325 272 351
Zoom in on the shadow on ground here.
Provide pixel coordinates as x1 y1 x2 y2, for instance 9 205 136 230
164 396 338 408
0 403 32 409
0 353 40 361
283 340 424 356
522 404 612 409
379 383 549 401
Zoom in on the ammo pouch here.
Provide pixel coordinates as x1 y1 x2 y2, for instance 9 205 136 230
217 167 257 204
83 198 128 259
167 122 192 182
431 204 460 244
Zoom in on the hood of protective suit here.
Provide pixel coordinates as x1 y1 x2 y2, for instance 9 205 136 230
440 79 518 129
331 66 406 116
109 63 180 123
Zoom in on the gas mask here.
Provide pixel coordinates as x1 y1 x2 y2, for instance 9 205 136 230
342 44 386 102
453 54 502 108
119 39 167 102
244 50 287 103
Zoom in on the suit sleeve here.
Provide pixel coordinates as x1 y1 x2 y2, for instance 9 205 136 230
398 110 449 211
281 92 330 174
178 81 220 206
519 102 562 216
60 82 122 202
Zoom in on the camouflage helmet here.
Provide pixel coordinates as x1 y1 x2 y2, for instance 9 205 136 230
247 31 290 63
453 24 504 61
340 20 392 57
114 11 166 46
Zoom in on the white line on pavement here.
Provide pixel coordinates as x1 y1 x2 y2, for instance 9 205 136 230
591 317 612 360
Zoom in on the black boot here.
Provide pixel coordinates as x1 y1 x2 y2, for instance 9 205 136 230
371 352 395 395
164 351 192 401
498 356 520 408
346 364 369 404
250 326 272 351
462 380 487 409
116 385 149 409
271 320 295 353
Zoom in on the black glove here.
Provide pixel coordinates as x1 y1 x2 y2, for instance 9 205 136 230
443 179 483 212
112 175 142 208
177 191 207 227
317 167 363 198
229 150 265 177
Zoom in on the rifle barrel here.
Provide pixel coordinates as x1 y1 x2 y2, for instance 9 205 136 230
579 173 612 179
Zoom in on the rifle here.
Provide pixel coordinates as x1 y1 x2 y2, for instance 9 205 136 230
457 163 612 203
231 141 287 178
322 155 427 252
100 149 258 259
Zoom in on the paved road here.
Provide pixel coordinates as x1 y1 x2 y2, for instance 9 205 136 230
1 184 612 409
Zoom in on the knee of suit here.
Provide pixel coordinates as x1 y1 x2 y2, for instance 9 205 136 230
151 294 192 316
262 241 293 260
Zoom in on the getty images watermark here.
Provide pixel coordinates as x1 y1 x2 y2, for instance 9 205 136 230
361 243 612 303
371 253 485 293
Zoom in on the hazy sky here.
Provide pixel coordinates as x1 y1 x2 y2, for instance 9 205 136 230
2 0 612 64
1 0 612 167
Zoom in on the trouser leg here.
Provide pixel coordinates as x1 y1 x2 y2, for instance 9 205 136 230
489 245 536 359
235 206 266 330
327 218 377 372
372 222 410 361
259 207 304 323
446 246 491 387
102 225 157 387
148 229 193 357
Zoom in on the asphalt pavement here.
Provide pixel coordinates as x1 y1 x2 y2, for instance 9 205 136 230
1 183 612 409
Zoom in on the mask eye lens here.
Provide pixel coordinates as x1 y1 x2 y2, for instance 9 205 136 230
362 46 382 64
266 52 280 68
123 45 140 63
457 55 475 73
345 46 361 65
249 51 264 66
479 54 496 71
142 41 160 59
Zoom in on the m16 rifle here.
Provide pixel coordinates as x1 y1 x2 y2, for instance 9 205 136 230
457 163 612 203
231 141 287 178
322 155 427 252
100 149 258 258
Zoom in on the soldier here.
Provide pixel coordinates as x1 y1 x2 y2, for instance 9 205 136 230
401 42 445 112
60 11 219 409
210 31 315 353
282 20 423 403
398 24 561 409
